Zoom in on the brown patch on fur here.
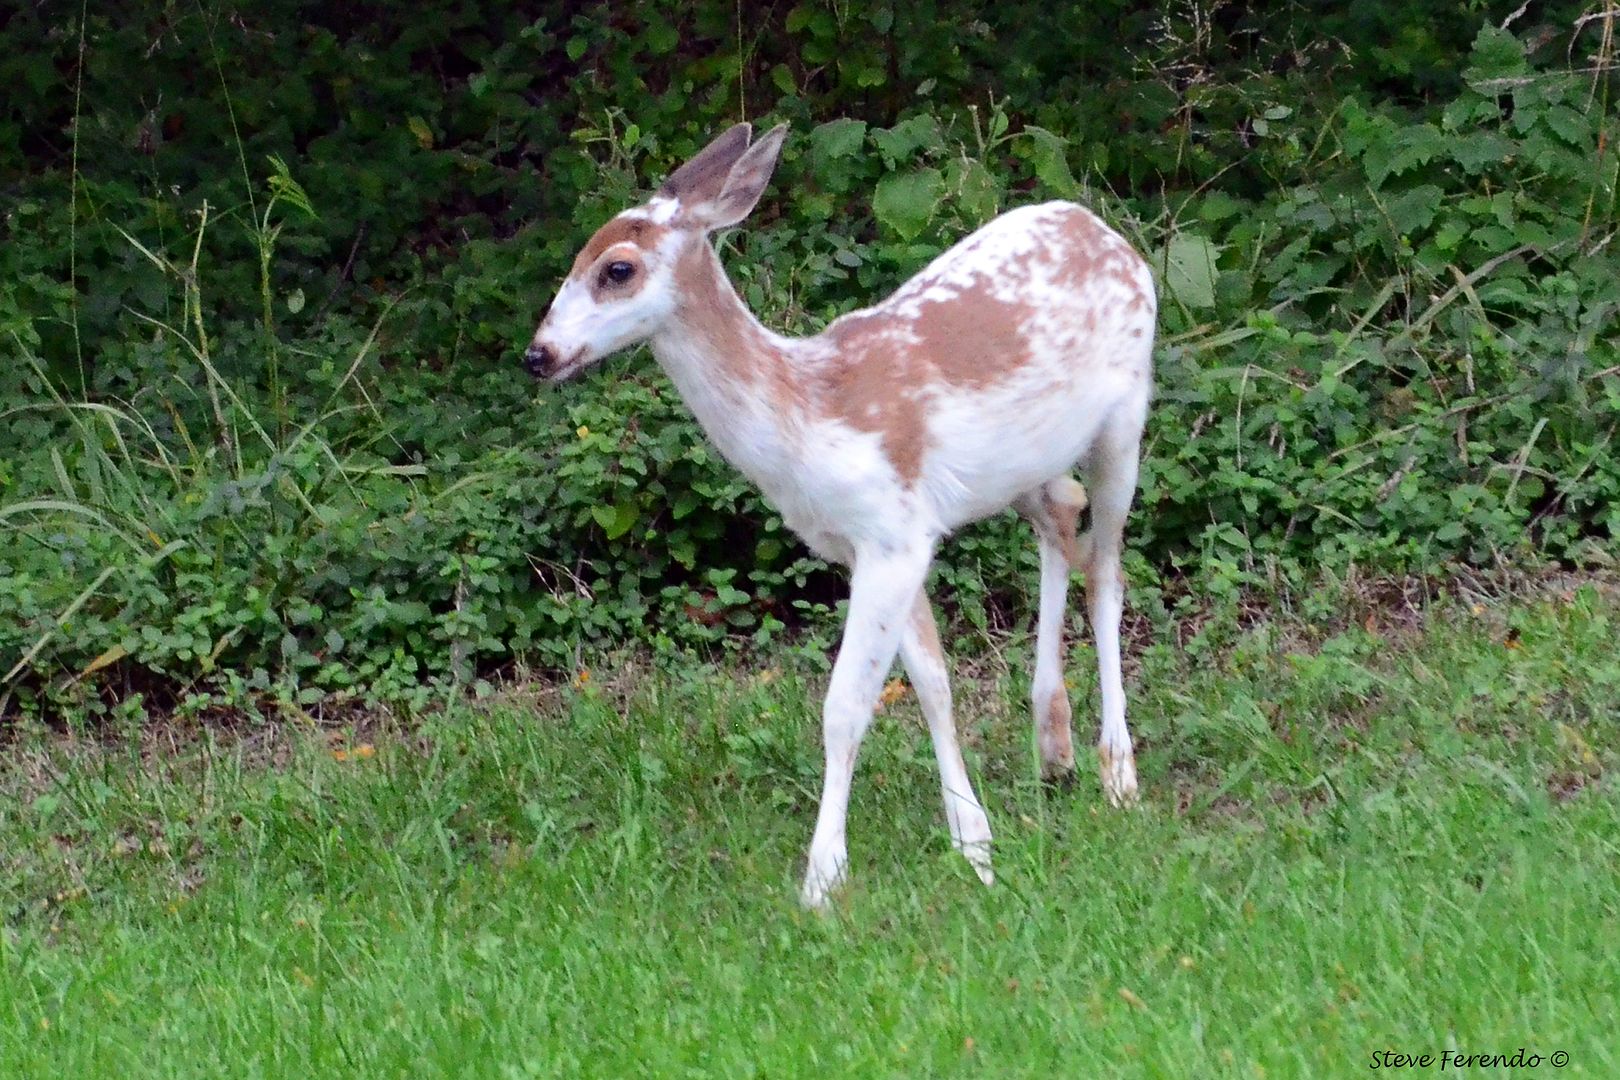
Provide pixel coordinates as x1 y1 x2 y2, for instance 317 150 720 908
1019 479 1088 569
672 244 807 411
1052 210 1153 312
571 217 667 276
1041 687 1075 777
673 244 759 381
1042 487 1086 570
910 595 944 662
1097 742 1139 805
817 328 931 483
909 279 1038 390
819 278 1036 484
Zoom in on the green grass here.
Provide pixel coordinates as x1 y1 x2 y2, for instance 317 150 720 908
3 583 1618 1077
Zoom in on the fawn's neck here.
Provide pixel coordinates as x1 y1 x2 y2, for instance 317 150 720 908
649 244 813 485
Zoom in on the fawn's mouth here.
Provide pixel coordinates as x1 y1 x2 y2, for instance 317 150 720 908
523 343 590 382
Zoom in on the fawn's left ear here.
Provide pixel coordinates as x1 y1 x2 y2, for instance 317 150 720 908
671 124 788 233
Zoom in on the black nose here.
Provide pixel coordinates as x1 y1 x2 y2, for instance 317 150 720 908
524 343 555 378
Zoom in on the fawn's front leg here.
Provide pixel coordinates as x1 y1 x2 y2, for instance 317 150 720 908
801 540 934 909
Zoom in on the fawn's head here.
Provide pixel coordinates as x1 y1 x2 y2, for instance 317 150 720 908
524 122 787 382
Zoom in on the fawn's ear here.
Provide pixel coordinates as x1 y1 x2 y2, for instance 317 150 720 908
663 124 788 232
658 123 754 207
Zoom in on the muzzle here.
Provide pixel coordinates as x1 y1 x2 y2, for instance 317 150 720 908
524 343 556 379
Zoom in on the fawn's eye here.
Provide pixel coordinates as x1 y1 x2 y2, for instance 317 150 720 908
602 261 636 285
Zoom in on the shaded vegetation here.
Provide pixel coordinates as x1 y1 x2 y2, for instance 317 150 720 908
2 2 1617 716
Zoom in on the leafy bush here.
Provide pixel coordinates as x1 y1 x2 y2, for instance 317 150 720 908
2 7 1617 720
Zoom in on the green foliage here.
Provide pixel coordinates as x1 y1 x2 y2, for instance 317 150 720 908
3 590 1619 1073
3 6 1618 716
1136 22 1620 587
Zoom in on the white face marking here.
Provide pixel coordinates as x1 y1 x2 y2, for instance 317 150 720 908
642 197 680 224
529 215 685 379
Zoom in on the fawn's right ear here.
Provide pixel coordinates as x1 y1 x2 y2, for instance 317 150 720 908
660 123 788 233
658 123 754 208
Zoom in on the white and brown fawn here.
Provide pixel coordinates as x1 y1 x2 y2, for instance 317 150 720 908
526 123 1156 908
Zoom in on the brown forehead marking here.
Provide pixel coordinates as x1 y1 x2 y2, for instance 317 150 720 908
572 217 667 276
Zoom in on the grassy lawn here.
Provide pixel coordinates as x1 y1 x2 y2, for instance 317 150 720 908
3 582 1617 1077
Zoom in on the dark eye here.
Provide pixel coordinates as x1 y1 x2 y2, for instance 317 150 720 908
602 260 636 285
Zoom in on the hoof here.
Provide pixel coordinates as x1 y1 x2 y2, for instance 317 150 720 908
800 856 846 911
799 878 837 911
1098 744 1139 807
959 841 995 887
1041 765 1078 793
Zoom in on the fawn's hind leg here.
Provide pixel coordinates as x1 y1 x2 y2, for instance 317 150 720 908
1018 477 1091 784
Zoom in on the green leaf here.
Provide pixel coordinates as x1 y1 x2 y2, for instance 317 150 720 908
1366 123 1444 187
1451 132 1514 174
871 115 941 165
1023 126 1077 197
810 118 867 162
950 158 1000 224
1443 94 1501 131
644 21 678 54
1387 185 1444 235
593 501 639 540
786 4 834 37
407 116 434 150
1542 104 1593 147
1197 192 1245 222
1464 25 1527 89
851 59 887 88
1160 232 1220 310
873 167 943 241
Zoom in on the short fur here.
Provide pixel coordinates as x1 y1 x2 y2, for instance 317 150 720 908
527 125 1156 907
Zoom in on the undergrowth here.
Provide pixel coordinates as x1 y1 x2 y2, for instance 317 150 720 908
2 9 1618 720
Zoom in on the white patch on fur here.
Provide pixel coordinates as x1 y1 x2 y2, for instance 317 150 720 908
642 197 680 224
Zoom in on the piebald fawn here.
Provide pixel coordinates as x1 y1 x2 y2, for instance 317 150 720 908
525 123 1155 908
